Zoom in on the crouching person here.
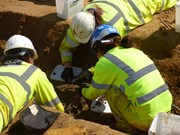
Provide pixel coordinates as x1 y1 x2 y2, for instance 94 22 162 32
0 35 64 133
79 25 173 134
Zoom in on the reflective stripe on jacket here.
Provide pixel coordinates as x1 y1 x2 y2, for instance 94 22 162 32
0 61 64 130
59 0 176 63
82 47 172 130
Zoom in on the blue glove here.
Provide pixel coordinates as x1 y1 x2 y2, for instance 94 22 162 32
61 67 73 83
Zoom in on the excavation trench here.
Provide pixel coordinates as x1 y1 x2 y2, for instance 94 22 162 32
0 10 180 135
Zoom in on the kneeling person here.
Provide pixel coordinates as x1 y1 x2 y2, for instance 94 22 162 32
79 25 172 133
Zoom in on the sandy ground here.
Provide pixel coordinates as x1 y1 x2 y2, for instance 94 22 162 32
0 0 180 135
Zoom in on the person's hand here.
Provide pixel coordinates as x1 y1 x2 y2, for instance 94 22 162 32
77 83 90 96
61 67 73 83
81 83 90 88
74 70 93 83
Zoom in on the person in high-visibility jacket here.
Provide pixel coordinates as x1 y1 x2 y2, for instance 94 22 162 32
59 0 177 83
0 35 64 133
79 24 173 134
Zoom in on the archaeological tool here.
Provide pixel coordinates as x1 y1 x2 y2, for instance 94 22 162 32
50 64 82 82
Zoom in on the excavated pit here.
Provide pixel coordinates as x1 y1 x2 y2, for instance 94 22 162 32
0 7 179 135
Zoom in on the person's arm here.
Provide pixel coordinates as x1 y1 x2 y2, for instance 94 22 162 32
81 59 112 100
59 28 82 82
34 71 64 112
59 28 81 65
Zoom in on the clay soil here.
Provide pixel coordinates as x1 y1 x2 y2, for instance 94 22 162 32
0 0 180 135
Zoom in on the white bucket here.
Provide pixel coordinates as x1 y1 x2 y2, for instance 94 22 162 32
148 112 180 135
55 0 84 19
175 0 180 33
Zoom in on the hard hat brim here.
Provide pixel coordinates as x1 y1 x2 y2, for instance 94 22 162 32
74 34 92 44
20 103 60 131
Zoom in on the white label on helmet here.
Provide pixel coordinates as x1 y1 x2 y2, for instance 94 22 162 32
29 104 39 115
101 39 113 43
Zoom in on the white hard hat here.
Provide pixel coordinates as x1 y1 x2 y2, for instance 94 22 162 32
4 35 38 60
71 12 95 44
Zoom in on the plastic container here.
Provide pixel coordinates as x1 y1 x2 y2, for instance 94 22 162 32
148 112 180 135
50 65 82 82
91 97 111 114
175 0 180 33
55 0 84 19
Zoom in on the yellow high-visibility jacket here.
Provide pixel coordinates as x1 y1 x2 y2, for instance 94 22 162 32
0 60 64 132
59 0 177 64
82 47 172 130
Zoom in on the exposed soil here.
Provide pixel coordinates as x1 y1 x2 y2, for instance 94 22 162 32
0 0 179 135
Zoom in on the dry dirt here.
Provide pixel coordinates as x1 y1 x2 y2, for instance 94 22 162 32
0 0 180 135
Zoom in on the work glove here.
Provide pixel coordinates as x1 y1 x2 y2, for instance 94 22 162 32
77 83 90 96
61 67 73 83
74 70 93 84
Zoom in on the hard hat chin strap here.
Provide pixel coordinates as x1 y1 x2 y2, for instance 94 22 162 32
3 48 35 63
